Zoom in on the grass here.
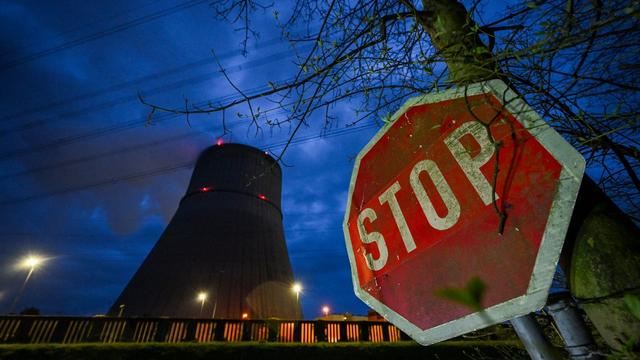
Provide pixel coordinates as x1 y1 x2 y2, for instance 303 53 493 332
0 340 529 360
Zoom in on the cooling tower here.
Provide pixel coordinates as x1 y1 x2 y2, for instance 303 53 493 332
109 143 301 319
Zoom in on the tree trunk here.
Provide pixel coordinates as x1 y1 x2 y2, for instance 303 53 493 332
418 0 498 85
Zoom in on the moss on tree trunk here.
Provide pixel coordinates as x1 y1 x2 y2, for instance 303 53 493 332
418 0 498 84
570 199 640 350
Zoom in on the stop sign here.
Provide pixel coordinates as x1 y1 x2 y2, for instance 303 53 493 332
343 80 585 345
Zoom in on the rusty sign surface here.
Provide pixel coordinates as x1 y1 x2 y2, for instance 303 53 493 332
343 80 585 345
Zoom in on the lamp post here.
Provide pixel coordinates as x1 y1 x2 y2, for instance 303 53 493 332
211 297 217 319
291 282 302 318
117 304 125 317
9 255 45 314
322 305 330 317
197 292 207 318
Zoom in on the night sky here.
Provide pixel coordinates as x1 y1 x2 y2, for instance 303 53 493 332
0 1 515 319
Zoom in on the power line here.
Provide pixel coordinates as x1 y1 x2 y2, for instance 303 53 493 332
0 35 293 124
0 1 172 58
0 89 375 180
0 105 290 178
0 123 377 206
0 227 343 240
0 47 304 137
0 0 209 72
0 74 296 161
0 161 195 206
0 116 373 181
0 250 349 261
0 128 213 181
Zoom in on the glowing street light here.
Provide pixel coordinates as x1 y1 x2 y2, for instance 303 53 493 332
322 305 330 317
9 254 46 314
292 282 302 302
22 256 44 269
197 292 207 317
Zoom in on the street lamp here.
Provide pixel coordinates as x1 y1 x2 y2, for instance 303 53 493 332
23 256 43 269
322 305 330 317
292 282 302 302
197 292 207 317
9 255 45 314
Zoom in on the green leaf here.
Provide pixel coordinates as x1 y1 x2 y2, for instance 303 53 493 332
624 294 640 320
435 16 446 32
435 277 487 311
473 46 488 55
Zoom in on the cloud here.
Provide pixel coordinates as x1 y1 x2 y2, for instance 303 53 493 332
296 138 331 162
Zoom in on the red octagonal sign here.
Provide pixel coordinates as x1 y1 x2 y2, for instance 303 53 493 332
343 80 585 345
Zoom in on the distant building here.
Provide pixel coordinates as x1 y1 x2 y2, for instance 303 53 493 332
109 143 301 319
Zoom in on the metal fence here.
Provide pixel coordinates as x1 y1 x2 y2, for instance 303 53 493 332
0 316 411 344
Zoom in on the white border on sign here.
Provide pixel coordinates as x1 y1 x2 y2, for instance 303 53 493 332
342 79 585 346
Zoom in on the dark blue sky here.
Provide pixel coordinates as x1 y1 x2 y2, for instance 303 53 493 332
0 0 383 318
0 0 523 319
